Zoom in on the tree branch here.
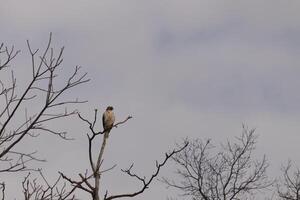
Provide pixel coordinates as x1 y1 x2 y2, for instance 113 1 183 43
104 142 188 200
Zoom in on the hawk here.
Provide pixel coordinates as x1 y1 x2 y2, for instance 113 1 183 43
102 106 115 138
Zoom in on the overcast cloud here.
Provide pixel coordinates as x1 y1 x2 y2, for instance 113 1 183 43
1 1 300 199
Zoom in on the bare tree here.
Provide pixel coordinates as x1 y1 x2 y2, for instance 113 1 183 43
59 109 188 200
0 33 89 199
277 161 300 200
0 34 187 200
162 126 272 200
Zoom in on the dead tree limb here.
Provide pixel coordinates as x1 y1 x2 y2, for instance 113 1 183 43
103 142 188 200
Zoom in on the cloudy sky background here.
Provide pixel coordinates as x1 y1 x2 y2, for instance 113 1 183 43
1 1 300 199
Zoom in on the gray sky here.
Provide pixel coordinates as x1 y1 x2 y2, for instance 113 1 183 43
1 1 300 199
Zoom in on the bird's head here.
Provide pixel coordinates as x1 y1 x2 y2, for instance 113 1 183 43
106 106 114 111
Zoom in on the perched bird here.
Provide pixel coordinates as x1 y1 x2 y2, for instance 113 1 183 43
102 106 115 138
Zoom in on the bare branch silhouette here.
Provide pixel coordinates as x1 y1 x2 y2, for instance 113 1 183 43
0 33 89 198
163 126 272 200
22 170 77 200
277 161 300 200
61 109 187 200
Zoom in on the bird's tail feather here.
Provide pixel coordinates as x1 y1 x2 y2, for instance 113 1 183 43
104 131 110 139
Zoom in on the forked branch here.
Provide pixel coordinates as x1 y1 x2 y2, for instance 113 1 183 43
103 142 188 200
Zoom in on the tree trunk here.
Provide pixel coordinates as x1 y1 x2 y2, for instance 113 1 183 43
93 134 108 200
93 172 100 200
